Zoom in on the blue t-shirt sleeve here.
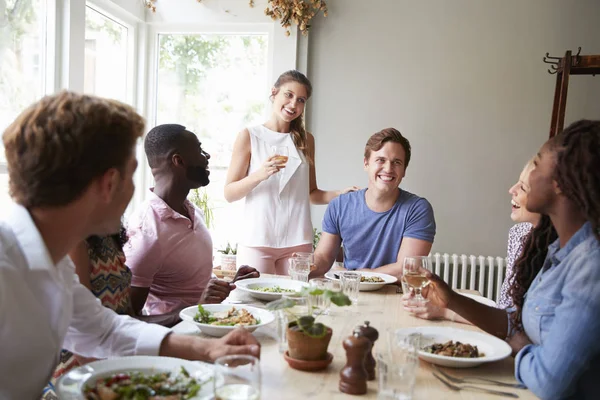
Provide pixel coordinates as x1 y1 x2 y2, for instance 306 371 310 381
322 196 341 236
403 198 436 242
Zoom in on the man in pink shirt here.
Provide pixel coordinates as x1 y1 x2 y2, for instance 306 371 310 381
125 124 258 320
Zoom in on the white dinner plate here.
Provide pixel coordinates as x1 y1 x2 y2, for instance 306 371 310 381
325 270 397 291
179 304 275 337
460 292 498 308
55 356 213 399
234 277 309 301
394 326 511 368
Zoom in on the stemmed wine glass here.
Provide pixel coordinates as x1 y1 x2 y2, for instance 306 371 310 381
402 256 430 305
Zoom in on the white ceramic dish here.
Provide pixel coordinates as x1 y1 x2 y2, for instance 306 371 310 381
56 356 213 399
394 326 511 368
325 270 397 291
460 292 498 308
234 277 309 301
179 304 275 337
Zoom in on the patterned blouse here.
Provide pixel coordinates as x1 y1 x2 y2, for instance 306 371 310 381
42 235 131 399
497 222 534 309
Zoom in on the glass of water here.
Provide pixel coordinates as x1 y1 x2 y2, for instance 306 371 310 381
308 278 331 316
377 331 421 400
376 356 418 400
214 355 261 400
288 257 310 282
340 271 361 304
277 293 309 353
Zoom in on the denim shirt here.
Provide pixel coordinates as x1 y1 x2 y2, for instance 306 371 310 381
515 222 600 400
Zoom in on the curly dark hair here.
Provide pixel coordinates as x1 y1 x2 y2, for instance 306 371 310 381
550 119 600 241
508 119 600 330
86 225 129 256
508 215 557 330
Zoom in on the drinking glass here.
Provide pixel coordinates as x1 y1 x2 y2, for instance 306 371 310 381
340 271 360 304
288 257 310 282
402 256 430 305
277 293 309 352
293 251 315 272
214 355 261 400
376 356 418 400
377 330 421 400
270 145 289 167
308 278 331 316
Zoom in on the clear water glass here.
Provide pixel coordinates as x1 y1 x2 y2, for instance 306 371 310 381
340 271 360 304
214 355 261 400
376 358 418 400
308 278 331 316
277 293 309 352
288 257 310 282
293 251 315 272
275 310 288 354
377 331 421 400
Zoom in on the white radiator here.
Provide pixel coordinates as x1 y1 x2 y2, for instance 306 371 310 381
427 253 507 303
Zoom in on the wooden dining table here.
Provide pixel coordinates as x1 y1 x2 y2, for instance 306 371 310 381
172 274 537 399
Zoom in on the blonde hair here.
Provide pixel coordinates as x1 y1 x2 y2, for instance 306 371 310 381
272 70 313 164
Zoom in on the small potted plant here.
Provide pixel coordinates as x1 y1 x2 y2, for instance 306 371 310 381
218 242 237 271
267 287 351 366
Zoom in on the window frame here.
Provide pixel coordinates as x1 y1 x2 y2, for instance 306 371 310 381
0 0 56 167
139 23 283 202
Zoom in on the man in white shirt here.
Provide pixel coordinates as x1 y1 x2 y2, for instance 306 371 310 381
0 91 260 399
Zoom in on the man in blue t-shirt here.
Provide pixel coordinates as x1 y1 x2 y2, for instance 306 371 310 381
311 128 436 279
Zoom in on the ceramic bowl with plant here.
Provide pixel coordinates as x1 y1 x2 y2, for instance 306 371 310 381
218 243 237 271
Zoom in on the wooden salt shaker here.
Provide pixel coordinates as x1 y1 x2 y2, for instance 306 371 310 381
358 321 379 380
339 327 372 395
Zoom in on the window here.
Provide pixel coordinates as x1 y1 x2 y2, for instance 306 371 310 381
84 5 128 102
154 33 269 248
0 0 48 210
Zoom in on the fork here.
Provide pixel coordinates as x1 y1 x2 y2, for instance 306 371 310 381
433 372 519 398
433 365 526 389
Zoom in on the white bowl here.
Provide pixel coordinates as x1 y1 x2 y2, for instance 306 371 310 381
179 304 275 337
394 326 512 368
325 270 397 291
234 277 309 301
56 356 213 399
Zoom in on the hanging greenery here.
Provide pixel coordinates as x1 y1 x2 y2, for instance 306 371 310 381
144 1 328 36
250 0 328 36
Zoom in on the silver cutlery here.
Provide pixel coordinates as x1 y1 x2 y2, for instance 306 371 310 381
433 364 526 389
433 372 519 398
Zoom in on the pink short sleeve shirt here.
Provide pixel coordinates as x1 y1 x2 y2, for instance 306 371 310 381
124 189 213 315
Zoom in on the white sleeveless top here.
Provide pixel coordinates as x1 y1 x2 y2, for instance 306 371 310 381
241 125 313 248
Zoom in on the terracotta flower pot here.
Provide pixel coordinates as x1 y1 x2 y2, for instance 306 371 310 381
286 323 333 361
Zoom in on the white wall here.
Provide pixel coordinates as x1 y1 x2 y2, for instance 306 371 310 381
307 0 600 256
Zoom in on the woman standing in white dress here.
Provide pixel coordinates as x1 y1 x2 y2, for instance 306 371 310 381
224 70 357 274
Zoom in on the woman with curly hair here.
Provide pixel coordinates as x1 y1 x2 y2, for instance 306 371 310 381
402 159 542 322
421 119 600 399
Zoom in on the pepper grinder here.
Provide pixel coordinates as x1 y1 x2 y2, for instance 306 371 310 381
339 327 372 395
358 321 379 380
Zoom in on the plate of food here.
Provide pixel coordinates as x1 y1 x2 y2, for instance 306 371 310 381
324 270 397 291
55 355 213 399
393 326 511 368
179 304 275 337
234 277 309 301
